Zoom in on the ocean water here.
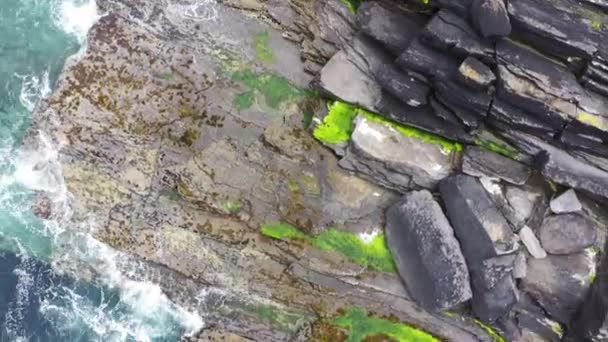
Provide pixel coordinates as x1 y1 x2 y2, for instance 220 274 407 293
0 1 203 341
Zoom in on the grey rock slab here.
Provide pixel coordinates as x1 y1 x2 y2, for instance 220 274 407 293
550 189 582 214
488 99 556 136
508 0 603 59
471 274 518 323
470 0 511 38
422 9 495 63
356 1 423 56
435 80 493 117
519 226 547 259
457 56 496 90
319 50 381 110
462 146 532 185
566 247 608 341
478 254 516 290
539 214 597 255
385 190 472 311
522 251 596 323
339 115 458 191
440 174 519 260
396 38 461 81
504 130 608 199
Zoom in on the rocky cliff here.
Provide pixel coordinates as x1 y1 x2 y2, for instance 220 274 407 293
25 0 608 341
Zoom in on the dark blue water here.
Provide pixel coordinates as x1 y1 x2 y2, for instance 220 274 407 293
0 1 203 340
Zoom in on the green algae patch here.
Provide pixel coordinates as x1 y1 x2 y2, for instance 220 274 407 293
475 138 519 160
232 69 310 110
314 229 396 273
261 223 310 241
261 222 396 273
334 307 439 342
221 298 311 333
474 320 506 342
341 0 361 13
592 20 604 31
254 31 275 63
313 101 358 144
361 109 463 153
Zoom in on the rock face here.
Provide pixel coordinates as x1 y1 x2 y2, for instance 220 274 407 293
539 214 597 255
28 0 608 339
385 190 472 311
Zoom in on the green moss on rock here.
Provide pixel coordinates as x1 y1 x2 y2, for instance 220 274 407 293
334 307 438 342
254 31 275 63
341 0 361 13
313 101 463 154
313 102 359 144
232 69 309 110
473 320 506 342
360 109 463 153
261 223 396 272
475 138 519 160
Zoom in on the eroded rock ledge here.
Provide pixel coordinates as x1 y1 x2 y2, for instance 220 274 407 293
25 0 608 341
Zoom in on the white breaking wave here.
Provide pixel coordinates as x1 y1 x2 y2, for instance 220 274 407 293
16 70 51 112
52 0 100 43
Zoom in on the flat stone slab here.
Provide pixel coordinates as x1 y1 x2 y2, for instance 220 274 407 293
440 174 519 260
539 214 597 255
386 190 472 311
340 115 458 191
457 56 496 90
462 146 531 185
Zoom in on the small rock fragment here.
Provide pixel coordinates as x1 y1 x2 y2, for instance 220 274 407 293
513 251 527 279
549 189 582 214
539 214 597 255
457 56 496 90
519 226 547 259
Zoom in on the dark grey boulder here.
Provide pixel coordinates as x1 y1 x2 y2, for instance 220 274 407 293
550 189 582 214
344 35 430 108
435 80 493 117
539 214 597 255
396 38 460 81
435 94 483 129
471 274 518 323
502 130 608 199
319 50 381 110
488 99 557 136
507 0 602 59
470 0 511 38
440 174 519 260
462 146 532 185
385 190 472 311
457 56 496 90
522 252 596 323
559 130 608 158
374 66 430 107
375 91 474 143
566 246 608 342
436 0 472 14
430 96 462 125
422 9 494 63
356 1 423 56
495 39 578 129
440 175 519 321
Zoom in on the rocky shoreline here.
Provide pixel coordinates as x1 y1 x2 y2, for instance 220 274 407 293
25 0 608 341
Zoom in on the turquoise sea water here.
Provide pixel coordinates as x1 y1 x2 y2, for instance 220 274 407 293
0 1 203 341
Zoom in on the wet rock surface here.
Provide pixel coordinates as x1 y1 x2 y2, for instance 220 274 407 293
27 0 608 339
